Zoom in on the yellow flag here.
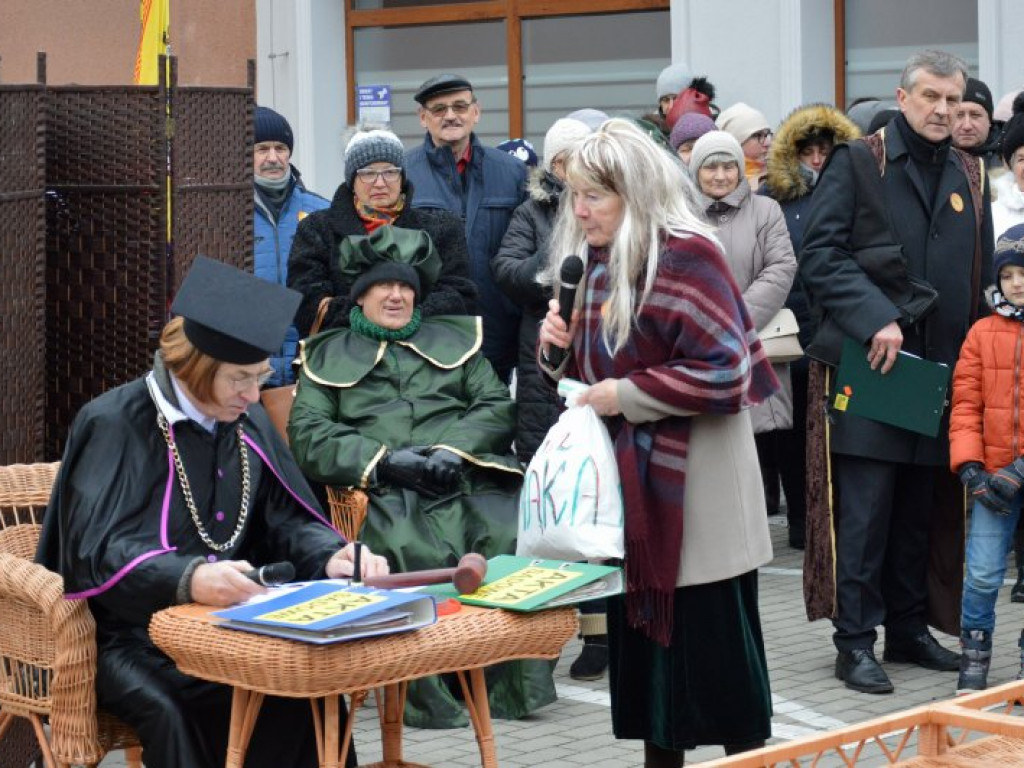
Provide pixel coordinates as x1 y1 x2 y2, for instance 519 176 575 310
134 0 170 85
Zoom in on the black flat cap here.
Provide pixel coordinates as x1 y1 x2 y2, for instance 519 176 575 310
414 74 473 106
171 256 302 365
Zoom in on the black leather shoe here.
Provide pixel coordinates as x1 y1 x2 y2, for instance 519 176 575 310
835 649 894 694
883 631 961 671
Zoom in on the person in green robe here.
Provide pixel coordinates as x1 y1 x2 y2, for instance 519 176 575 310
288 225 556 728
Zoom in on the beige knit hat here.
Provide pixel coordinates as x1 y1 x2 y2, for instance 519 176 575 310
542 118 591 171
716 102 770 144
689 131 744 175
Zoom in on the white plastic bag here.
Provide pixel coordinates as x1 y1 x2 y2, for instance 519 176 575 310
517 387 624 560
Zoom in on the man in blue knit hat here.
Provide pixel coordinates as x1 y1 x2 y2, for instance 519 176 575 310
252 105 329 386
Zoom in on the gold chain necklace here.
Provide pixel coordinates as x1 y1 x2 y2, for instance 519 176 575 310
157 413 251 552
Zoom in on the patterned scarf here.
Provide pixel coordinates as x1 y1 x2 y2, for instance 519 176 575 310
993 290 1024 323
569 235 778 646
355 194 406 233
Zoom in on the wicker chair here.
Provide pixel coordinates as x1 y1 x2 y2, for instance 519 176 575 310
0 463 142 768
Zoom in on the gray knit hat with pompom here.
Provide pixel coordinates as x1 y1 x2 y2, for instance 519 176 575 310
344 129 405 188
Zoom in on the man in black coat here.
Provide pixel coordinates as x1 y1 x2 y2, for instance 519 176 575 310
36 257 389 768
800 49 993 695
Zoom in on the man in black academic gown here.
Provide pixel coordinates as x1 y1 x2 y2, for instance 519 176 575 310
35 256 389 768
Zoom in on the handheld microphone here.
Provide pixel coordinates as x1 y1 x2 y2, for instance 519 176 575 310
244 561 295 587
547 255 585 369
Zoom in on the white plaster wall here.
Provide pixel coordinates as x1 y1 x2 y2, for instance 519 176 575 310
255 0 346 198
670 0 814 129
979 0 1024 107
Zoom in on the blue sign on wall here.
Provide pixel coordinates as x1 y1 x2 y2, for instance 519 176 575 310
356 85 391 124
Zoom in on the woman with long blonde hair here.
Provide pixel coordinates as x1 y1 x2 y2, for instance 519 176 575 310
539 119 778 767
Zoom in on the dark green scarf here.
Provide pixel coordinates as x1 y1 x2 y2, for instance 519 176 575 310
349 306 421 341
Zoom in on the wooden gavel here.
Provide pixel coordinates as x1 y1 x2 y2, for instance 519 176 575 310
363 552 488 594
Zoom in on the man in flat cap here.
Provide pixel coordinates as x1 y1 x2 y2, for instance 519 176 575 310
953 77 1001 168
253 105 329 386
404 74 527 383
36 256 388 768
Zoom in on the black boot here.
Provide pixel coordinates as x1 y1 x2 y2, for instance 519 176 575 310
788 518 806 550
644 741 684 768
570 637 608 681
570 611 608 681
957 629 992 693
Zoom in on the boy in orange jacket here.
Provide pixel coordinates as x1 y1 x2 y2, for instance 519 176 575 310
950 222 1024 692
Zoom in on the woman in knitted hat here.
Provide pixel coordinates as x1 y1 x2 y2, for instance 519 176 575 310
690 130 797 533
493 115 610 681
668 112 717 166
287 125 476 337
289 226 555 729
760 103 860 548
716 102 773 186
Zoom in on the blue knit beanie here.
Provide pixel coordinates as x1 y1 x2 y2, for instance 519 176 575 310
995 223 1024 276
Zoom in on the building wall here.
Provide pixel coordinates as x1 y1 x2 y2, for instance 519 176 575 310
0 0 254 86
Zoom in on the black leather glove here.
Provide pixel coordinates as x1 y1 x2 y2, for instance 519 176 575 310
959 461 1012 516
987 457 1024 507
422 449 465 492
375 448 428 490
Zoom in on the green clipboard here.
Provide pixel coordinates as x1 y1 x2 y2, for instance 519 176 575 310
833 336 951 438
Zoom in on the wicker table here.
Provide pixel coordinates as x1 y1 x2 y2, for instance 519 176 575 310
149 601 577 768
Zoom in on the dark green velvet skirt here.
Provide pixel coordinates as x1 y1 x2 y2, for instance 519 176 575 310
607 570 772 750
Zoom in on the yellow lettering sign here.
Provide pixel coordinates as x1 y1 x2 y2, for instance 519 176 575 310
257 591 385 625
465 566 583 606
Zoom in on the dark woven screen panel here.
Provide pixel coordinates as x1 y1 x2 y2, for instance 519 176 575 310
0 59 253 462
0 87 47 464
170 86 253 294
44 87 167 459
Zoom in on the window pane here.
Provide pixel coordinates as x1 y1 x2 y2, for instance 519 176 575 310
353 21 508 148
844 0 977 108
521 12 670 159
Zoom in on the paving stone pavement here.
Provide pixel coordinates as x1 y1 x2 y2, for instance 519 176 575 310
98 516 1024 767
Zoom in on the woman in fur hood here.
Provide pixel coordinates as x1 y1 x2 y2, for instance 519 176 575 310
760 103 860 550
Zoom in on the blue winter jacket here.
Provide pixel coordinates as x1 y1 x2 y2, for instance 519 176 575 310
254 169 329 386
405 133 527 381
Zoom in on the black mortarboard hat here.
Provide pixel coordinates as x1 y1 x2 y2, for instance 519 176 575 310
414 74 473 106
171 256 302 364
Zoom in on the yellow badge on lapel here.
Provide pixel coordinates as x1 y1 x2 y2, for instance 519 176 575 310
298 210 309 221
950 192 964 213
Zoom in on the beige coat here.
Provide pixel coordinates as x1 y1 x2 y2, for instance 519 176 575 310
618 385 773 587
702 179 797 433
677 410 773 586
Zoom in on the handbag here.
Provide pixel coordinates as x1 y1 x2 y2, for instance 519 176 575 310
758 307 803 364
260 296 332 443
